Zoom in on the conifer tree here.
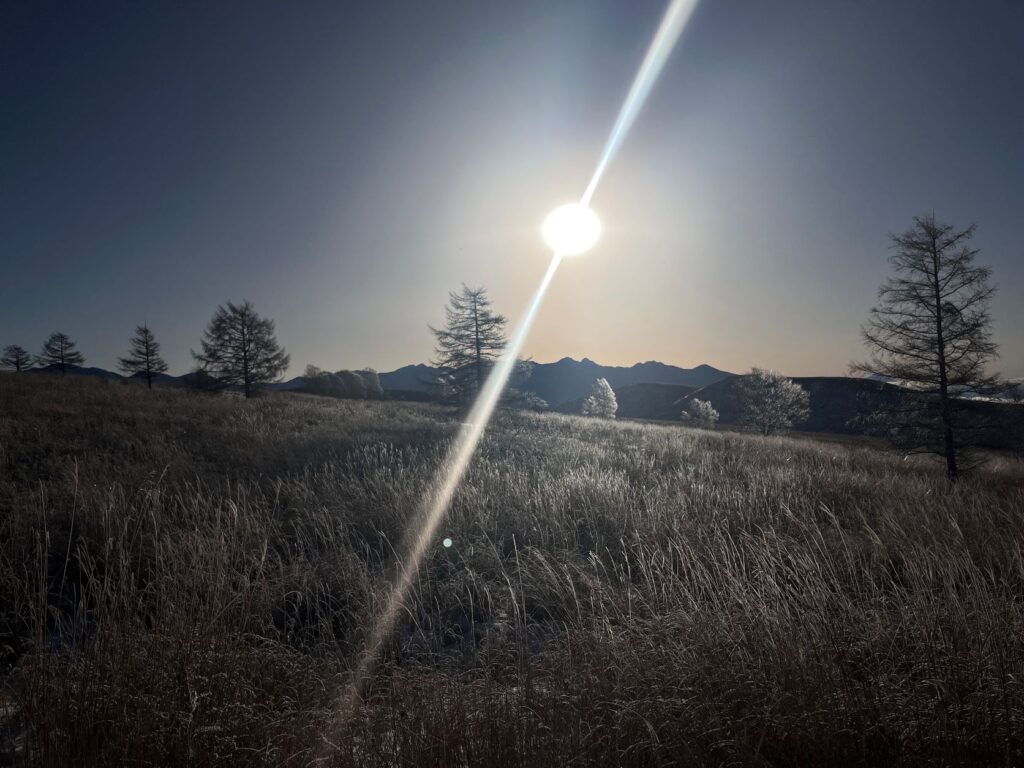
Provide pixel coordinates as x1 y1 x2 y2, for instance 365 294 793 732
737 368 809 435
192 301 289 398
430 285 508 404
1 344 33 372
37 332 84 374
853 214 999 480
118 325 170 388
581 378 618 418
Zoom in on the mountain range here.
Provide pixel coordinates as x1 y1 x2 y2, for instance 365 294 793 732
379 358 732 407
20 358 732 409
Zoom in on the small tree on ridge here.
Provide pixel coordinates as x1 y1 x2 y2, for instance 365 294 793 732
118 325 169 388
37 333 85 374
1 344 33 372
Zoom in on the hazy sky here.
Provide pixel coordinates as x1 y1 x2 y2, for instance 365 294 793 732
2 0 1022 378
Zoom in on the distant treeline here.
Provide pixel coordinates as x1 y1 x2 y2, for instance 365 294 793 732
2 300 290 397
2 302 390 403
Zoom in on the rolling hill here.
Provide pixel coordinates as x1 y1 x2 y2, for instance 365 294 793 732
9 362 1022 448
578 375 1024 450
556 382 697 419
379 357 731 408
28 364 122 380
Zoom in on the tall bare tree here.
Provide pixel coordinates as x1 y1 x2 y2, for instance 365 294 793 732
430 285 508 404
1 344 33 372
192 301 289 398
37 332 84 373
118 325 169 388
852 214 999 480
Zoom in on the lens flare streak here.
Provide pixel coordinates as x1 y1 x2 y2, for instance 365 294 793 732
582 0 700 206
336 0 701 726
341 252 564 711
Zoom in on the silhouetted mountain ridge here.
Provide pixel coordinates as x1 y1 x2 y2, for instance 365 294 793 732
379 358 732 407
22 365 309 391
28 364 122 380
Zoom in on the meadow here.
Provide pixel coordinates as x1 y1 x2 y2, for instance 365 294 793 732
2 374 1023 766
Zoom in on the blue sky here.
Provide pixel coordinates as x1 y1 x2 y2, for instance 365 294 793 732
2 0 1021 377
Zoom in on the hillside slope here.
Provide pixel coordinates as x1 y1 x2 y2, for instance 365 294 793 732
679 375 1024 449
556 382 695 419
380 357 731 407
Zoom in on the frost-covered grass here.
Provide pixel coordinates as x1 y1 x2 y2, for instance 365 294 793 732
1 374 1023 766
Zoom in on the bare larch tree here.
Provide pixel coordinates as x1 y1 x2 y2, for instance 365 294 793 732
193 300 289 398
1 344 33 372
431 285 508 404
852 214 999 480
37 332 85 373
118 325 170 388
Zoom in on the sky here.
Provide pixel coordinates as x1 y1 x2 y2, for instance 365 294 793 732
2 0 1022 378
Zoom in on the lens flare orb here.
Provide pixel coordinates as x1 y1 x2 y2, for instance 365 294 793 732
542 203 601 256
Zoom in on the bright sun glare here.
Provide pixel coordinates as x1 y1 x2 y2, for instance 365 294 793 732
335 0 700 730
542 203 602 256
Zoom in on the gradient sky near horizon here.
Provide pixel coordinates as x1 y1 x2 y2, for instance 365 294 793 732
2 0 1022 378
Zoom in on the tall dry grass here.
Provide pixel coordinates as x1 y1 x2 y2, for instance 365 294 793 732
1 374 1023 766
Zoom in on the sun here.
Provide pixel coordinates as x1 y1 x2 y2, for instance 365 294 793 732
542 203 601 256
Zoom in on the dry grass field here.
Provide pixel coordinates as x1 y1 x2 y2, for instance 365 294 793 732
2 374 1024 766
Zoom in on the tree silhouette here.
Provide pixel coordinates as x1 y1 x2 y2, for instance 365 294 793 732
192 301 289 398
431 285 508 404
853 214 1000 480
37 333 84 374
1 344 33 372
737 368 809 435
118 325 169 389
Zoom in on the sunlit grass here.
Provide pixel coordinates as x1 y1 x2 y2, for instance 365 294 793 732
1 375 1023 765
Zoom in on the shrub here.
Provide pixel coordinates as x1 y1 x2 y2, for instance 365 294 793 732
684 397 718 428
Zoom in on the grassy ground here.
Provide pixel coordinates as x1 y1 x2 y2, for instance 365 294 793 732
2 374 1024 766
